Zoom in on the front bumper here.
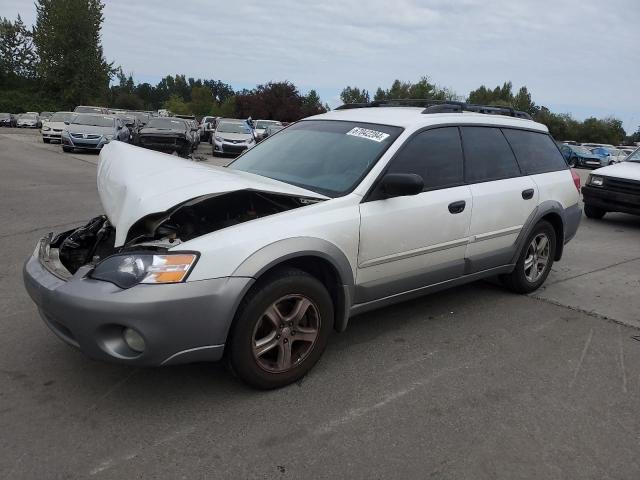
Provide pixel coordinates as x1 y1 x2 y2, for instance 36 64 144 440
582 185 640 216
213 139 250 155
23 239 254 366
577 157 606 168
62 135 108 150
42 131 63 141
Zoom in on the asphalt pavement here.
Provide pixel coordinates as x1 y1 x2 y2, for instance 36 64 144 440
1 129 639 479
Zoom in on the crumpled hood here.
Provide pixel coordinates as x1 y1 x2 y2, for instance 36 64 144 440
139 127 186 137
592 161 640 180
97 141 328 246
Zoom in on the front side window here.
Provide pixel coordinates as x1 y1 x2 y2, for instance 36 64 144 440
502 129 568 174
386 127 464 190
229 120 402 197
461 127 521 183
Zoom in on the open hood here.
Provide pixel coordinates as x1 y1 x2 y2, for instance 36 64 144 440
97 141 327 246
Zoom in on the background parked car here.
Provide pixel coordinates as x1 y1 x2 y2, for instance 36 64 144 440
212 119 256 156
560 144 605 168
262 123 285 140
41 111 73 143
61 113 129 152
17 112 41 128
73 105 110 114
0 113 17 127
199 115 218 142
39 111 53 121
253 119 282 141
590 147 627 165
137 117 197 156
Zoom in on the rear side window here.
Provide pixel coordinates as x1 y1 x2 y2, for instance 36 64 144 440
461 127 521 183
503 129 568 174
386 127 464 190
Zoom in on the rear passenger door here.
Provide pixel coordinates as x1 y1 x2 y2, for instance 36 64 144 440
357 127 472 303
461 126 538 272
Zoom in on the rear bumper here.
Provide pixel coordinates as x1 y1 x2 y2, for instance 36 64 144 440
23 240 254 366
582 186 640 216
563 203 582 243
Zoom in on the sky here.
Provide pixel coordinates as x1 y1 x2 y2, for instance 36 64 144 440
2 0 639 132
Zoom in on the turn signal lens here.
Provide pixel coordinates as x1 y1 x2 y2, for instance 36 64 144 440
142 254 198 284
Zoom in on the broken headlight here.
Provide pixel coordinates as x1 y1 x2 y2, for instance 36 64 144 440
90 252 198 288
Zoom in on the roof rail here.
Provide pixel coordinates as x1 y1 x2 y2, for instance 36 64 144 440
335 99 533 120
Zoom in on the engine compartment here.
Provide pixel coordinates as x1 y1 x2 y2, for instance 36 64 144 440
56 190 314 274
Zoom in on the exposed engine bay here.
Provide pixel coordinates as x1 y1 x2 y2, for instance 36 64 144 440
55 190 317 274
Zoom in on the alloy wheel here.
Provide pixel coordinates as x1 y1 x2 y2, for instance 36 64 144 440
252 294 321 373
524 233 551 283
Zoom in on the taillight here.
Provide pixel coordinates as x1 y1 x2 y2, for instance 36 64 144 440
571 169 581 191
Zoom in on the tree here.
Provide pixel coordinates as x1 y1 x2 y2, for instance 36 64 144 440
189 85 214 116
340 86 370 104
301 89 326 117
235 81 307 121
163 94 191 115
0 15 38 85
34 0 114 107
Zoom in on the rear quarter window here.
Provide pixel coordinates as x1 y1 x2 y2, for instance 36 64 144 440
502 129 568 174
460 126 521 183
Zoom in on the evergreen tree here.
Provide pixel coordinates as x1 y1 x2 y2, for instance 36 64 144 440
34 0 113 107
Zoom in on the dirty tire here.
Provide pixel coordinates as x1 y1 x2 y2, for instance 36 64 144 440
228 267 333 389
501 220 556 294
584 204 606 219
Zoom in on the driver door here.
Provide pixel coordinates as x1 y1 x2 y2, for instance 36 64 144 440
356 127 472 304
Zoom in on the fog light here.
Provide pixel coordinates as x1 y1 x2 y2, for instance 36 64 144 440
123 327 145 353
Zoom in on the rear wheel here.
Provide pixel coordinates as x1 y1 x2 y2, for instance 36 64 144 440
501 220 556 294
584 204 606 219
228 268 333 389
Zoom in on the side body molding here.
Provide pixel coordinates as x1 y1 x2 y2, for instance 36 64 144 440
232 237 356 332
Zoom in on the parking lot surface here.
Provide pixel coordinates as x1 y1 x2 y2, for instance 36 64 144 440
1 129 640 479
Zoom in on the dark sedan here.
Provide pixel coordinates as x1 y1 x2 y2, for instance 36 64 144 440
0 113 16 127
137 117 197 157
560 144 606 168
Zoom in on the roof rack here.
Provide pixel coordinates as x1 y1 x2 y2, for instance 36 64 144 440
335 99 532 120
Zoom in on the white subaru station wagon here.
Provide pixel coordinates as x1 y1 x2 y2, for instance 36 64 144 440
24 101 582 389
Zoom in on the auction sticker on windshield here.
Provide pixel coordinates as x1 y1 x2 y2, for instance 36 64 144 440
346 127 390 143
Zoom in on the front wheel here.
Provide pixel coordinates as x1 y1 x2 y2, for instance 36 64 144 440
43 138 50 144
62 146 72 152
584 204 606 219
228 268 334 389
501 220 556 294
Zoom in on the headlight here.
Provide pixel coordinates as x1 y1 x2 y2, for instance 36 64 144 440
246 137 254 144
589 175 604 187
42 126 51 131
104 134 114 141
90 253 198 288
215 136 222 142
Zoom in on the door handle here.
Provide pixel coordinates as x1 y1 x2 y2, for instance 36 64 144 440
448 200 466 214
522 188 534 200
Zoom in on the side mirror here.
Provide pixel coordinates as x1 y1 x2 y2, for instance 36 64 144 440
117 125 123 130
191 127 199 132
64 121 69 125
380 173 424 198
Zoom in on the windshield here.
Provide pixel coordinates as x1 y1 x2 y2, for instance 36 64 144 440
23 113 37 119
217 122 252 134
146 118 185 129
50 112 73 122
256 120 281 129
132 112 150 122
228 120 403 196
70 115 114 127
0 113 9 119
75 106 103 113
627 148 640 163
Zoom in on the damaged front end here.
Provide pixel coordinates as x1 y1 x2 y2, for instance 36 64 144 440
44 190 317 280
